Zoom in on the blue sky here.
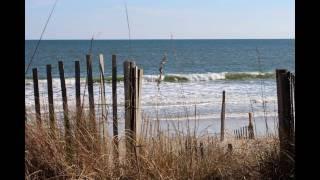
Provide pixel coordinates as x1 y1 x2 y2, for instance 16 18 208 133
25 0 295 39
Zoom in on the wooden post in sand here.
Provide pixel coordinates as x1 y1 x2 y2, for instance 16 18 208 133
59 61 69 129
123 61 131 129
131 66 138 139
112 55 118 142
98 54 106 141
248 112 255 139
200 142 204 158
75 60 84 145
245 126 248 139
235 129 238 139
86 54 96 135
124 60 135 155
32 68 41 124
111 54 120 175
58 61 72 160
123 60 143 156
242 127 245 139
276 69 295 167
220 90 226 141
75 61 81 127
46 64 55 131
137 68 143 141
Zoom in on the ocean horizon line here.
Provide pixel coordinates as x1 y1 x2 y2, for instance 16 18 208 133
25 38 295 41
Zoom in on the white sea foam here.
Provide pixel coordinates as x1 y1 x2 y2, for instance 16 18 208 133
25 71 274 83
142 71 274 82
25 75 278 135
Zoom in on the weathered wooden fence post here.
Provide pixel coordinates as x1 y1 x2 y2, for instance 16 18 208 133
58 61 72 160
236 129 239 139
124 60 134 155
220 90 226 141
32 68 41 125
276 69 295 168
86 54 97 135
248 112 255 139
75 61 81 128
200 142 204 158
123 60 143 157
245 126 248 139
112 55 118 142
242 127 245 139
99 54 107 141
111 54 120 176
46 64 55 131
137 68 143 142
132 66 138 139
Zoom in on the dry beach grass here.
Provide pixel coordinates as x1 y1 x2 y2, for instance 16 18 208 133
25 109 291 180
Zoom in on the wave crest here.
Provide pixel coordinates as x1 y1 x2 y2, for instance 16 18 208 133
25 72 275 83
154 72 275 82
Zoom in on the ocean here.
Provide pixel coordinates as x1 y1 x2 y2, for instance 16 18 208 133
25 39 295 136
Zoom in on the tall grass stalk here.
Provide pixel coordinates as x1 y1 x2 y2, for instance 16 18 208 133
255 47 269 135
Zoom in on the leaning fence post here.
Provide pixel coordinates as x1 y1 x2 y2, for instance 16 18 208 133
75 61 81 128
276 69 295 168
32 68 41 125
99 54 107 141
86 54 97 135
46 64 55 131
220 90 226 141
58 61 72 161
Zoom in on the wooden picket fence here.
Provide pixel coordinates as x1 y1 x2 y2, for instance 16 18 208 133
29 53 144 157
26 53 295 167
233 112 255 140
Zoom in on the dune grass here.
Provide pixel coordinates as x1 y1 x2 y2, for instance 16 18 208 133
24 108 293 179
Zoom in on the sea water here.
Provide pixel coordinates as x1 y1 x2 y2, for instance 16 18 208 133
25 39 295 136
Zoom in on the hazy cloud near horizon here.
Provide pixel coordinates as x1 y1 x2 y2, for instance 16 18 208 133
25 0 295 40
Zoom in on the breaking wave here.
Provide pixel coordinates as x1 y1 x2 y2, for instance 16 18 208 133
25 72 275 83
